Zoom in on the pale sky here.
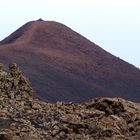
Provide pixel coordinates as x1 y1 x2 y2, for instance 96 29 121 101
0 0 140 68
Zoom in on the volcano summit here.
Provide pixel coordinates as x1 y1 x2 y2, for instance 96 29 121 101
0 19 140 102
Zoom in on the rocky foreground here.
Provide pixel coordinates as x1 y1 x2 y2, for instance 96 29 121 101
0 64 140 140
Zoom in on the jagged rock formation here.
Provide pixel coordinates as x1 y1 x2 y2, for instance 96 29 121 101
0 20 140 102
0 64 140 140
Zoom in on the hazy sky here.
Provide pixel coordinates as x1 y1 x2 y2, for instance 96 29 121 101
0 0 140 68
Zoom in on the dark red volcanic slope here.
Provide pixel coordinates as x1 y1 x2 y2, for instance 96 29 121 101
0 19 140 102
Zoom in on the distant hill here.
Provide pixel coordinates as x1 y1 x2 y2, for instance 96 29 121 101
0 19 140 102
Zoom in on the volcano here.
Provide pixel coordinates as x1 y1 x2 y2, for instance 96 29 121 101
0 19 140 102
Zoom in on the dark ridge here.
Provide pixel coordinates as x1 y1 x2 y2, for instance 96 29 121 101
0 21 33 45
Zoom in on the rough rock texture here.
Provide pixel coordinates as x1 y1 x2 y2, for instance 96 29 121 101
0 64 140 140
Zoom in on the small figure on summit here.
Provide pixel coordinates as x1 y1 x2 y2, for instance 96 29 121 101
37 18 44 21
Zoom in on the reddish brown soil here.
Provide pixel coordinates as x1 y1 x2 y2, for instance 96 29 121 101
0 19 140 102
